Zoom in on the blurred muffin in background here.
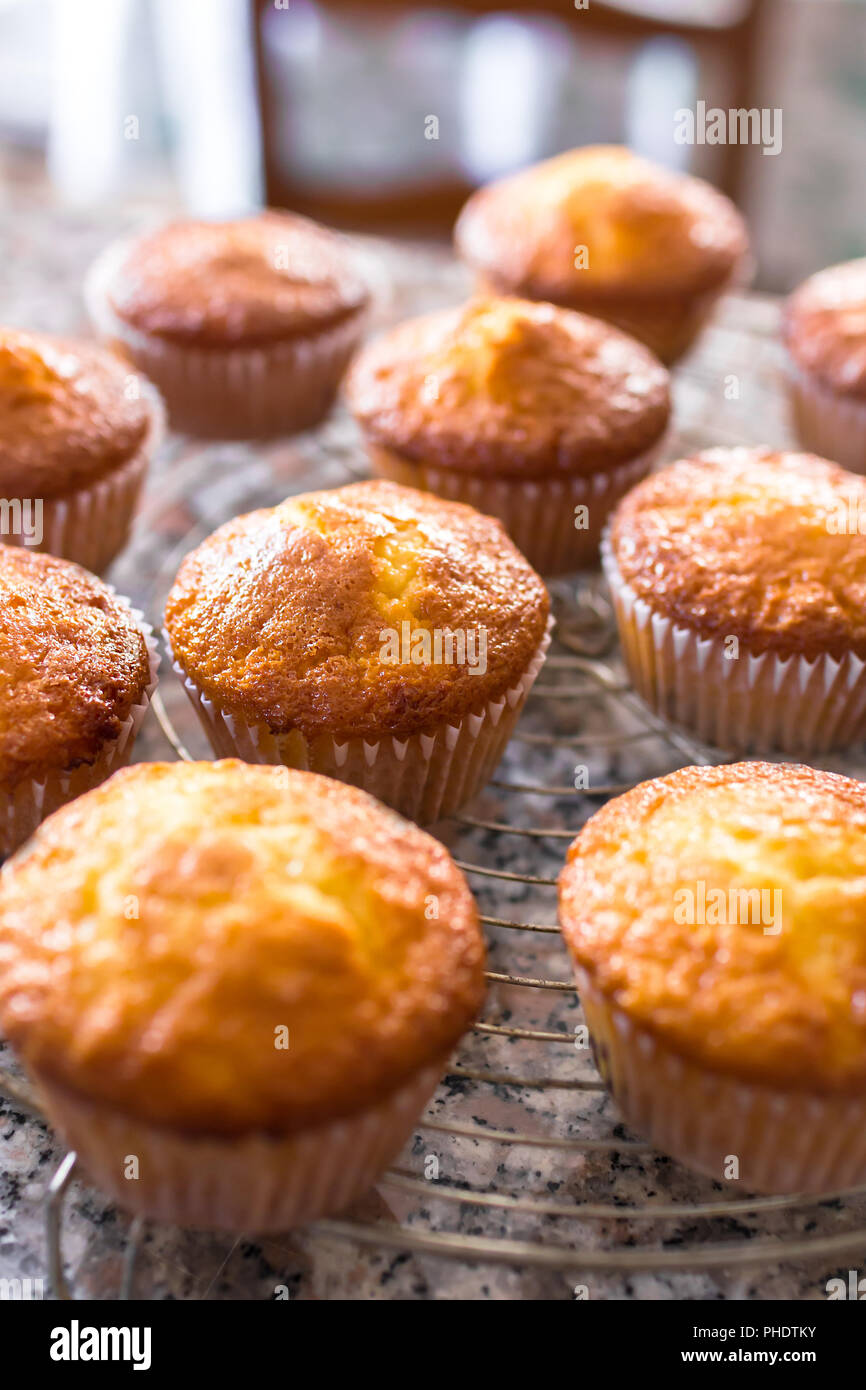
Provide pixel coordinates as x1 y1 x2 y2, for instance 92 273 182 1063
0 327 162 572
345 296 670 574
85 212 369 438
455 145 749 364
784 258 866 472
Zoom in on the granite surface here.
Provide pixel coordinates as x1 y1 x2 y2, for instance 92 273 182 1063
1 207 865 1300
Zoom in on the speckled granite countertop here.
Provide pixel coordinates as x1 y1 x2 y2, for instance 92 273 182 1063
1 206 865 1300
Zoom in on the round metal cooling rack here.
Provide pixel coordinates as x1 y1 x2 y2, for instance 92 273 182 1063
25 614 866 1299
3 285 866 1300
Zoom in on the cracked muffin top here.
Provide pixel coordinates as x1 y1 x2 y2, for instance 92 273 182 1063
455 145 748 307
0 760 485 1134
345 297 670 478
608 447 866 659
165 479 549 740
560 762 866 1093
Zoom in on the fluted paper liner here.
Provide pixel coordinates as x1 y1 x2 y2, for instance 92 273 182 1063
785 358 866 475
0 605 160 858
602 535 866 754
85 238 366 439
167 621 551 823
367 443 663 576
36 1061 446 1231
578 967 866 1195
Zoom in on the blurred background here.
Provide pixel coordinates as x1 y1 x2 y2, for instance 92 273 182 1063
0 0 863 293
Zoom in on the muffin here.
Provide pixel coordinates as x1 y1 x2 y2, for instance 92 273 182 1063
783 258 866 472
164 479 550 822
0 760 486 1229
604 447 866 753
0 548 158 857
85 213 370 438
0 327 163 572
345 296 670 574
559 762 866 1194
454 145 749 364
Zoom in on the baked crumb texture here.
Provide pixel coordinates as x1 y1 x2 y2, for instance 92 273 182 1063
0 760 485 1137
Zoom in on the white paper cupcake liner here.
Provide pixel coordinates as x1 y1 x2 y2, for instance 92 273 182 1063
36 1060 445 1231
577 967 866 1195
597 291 725 366
785 358 866 474
85 238 366 439
596 260 751 365
1 606 160 859
1 383 164 574
167 621 551 823
366 443 663 576
602 535 866 754
613 251 754 363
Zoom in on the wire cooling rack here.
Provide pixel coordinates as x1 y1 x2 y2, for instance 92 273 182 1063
3 276 866 1300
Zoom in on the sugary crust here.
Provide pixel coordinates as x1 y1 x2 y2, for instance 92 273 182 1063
165 480 550 740
345 297 670 479
0 548 151 788
784 258 866 400
0 760 486 1135
106 213 369 349
609 447 866 659
455 146 748 305
0 329 153 498
559 762 866 1093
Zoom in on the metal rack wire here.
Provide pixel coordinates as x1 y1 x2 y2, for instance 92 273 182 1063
16 617 866 1299
3 284 866 1299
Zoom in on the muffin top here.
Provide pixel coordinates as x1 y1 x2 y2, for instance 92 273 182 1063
0 328 154 498
105 213 369 349
345 297 670 478
609 447 866 660
455 145 748 305
0 760 485 1134
0 548 152 789
784 258 866 399
560 762 866 1094
165 479 550 740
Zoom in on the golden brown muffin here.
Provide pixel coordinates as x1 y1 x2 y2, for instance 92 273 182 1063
455 146 749 363
346 298 670 574
605 447 866 752
783 258 866 472
165 479 550 820
346 297 670 479
0 328 161 571
0 547 156 855
0 759 485 1226
86 213 369 438
0 329 151 497
559 762 866 1192
610 447 866 658
105 214 368 348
